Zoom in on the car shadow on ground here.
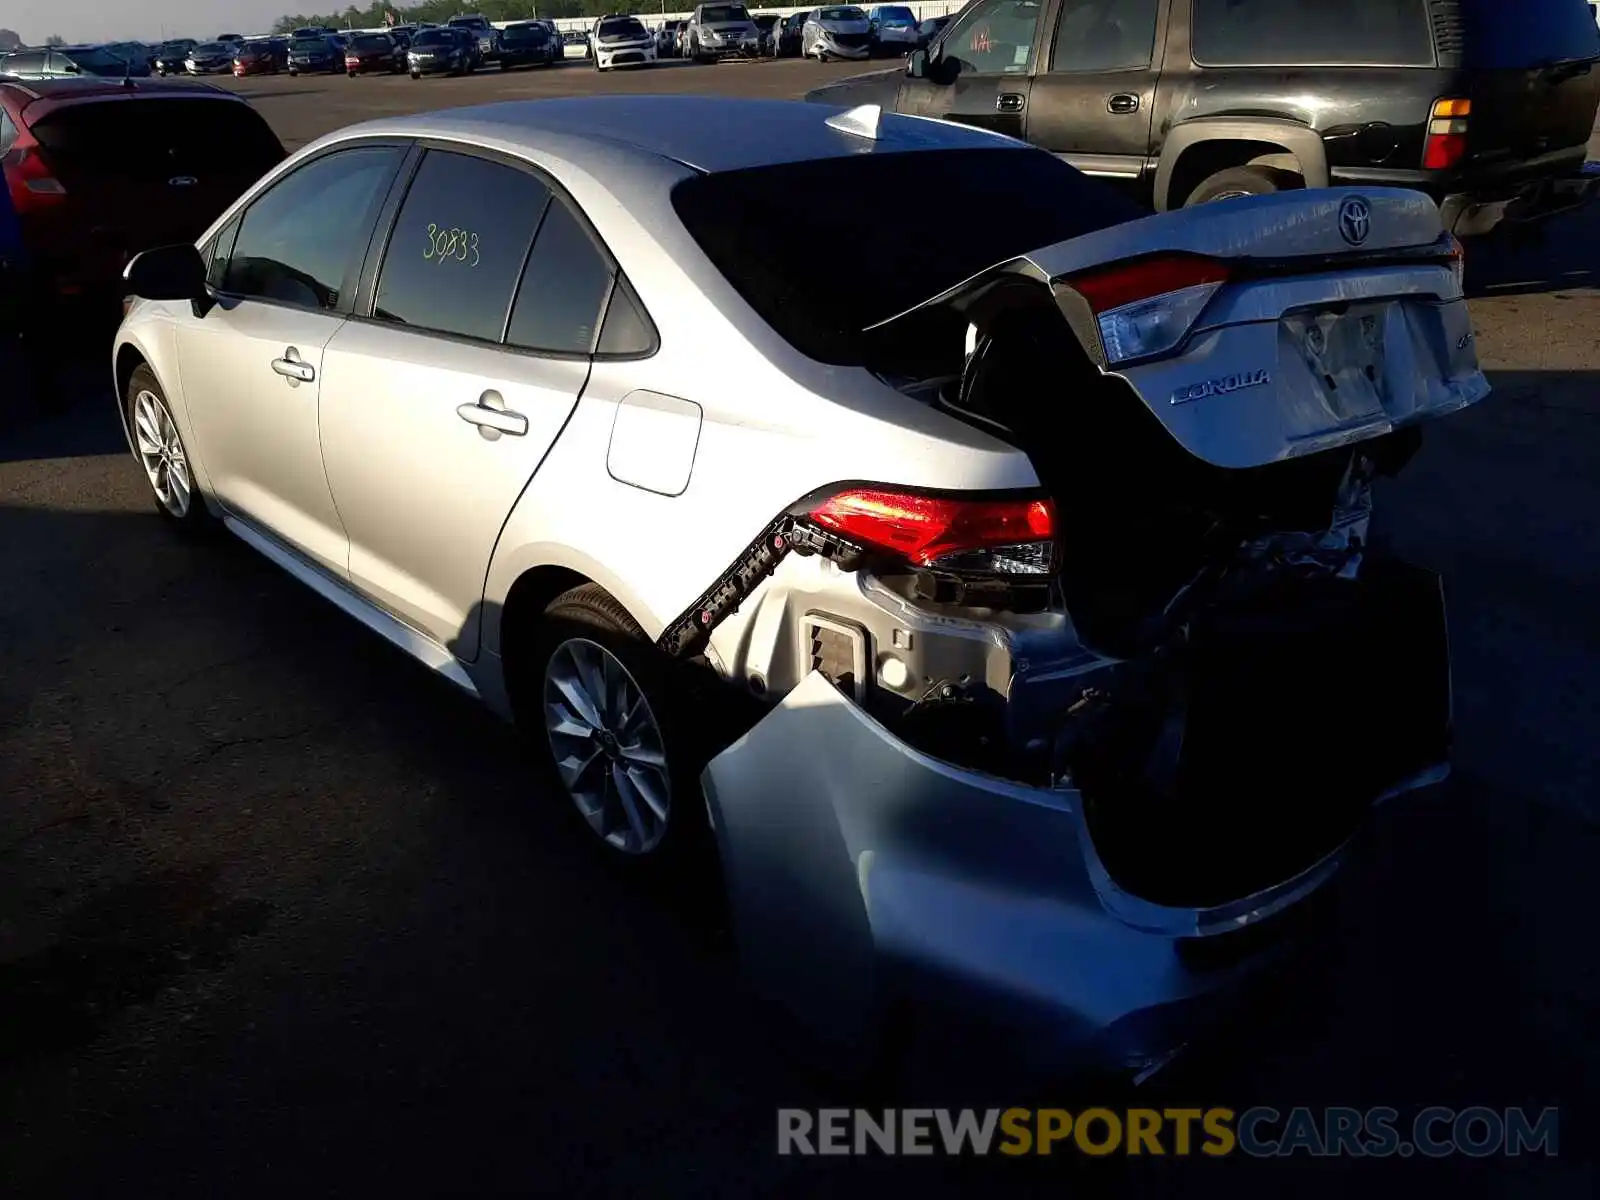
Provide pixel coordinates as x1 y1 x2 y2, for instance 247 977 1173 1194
0 368 1595 1196
1463 204 1600 299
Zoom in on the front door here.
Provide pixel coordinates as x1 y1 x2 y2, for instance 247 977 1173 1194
896 0 1052 137
175 144 405 577
319 148 620 658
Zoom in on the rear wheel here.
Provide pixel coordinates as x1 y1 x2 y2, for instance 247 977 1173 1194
410 69 421 78
532 584 710 871
1184 165 1295 207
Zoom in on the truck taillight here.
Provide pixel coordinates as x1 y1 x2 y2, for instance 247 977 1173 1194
807 488 1057 576
1423 97 1471 170
2 146 66 210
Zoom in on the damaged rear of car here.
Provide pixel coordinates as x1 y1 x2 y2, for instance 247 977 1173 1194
674 118 1482 1075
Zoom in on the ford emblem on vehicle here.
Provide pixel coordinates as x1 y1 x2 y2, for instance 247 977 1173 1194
168 175 198 187
1338 195 1372 246
1170 368 1271 405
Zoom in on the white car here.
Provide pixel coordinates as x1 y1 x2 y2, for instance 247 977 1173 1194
113 96 1479 1078
591 14 658 70
803 4 873 59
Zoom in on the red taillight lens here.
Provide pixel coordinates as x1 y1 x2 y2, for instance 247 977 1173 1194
808 488 1057 576
1065 254 1232 315
1423 132 1468 170
2 145 66 209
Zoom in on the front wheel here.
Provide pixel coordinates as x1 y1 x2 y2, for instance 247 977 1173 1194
126 366 211 532
410 69 421 79
288 68 298 76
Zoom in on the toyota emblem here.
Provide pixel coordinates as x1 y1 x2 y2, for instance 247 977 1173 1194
1337 195 1372 246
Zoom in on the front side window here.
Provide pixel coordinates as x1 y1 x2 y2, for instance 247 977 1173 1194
1050 0 1160 72
58 47 127 75
222 145 402 311
938 0 1047 74
1191 0 1434 67
374 150 552 343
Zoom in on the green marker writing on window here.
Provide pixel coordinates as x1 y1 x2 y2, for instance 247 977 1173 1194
424 222 481 267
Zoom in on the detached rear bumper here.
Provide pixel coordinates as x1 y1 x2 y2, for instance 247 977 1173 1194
702 672 1447 1079
1442 163 1600 237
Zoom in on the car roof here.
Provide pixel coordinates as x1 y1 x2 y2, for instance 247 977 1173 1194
332 96 1023 177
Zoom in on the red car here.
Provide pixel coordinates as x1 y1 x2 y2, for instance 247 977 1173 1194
232 40 286 76
0 76 286 301
345 33 405 76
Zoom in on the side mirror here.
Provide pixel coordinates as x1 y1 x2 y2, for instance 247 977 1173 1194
123 243 207 303
63 61 82 73
907 47 927 77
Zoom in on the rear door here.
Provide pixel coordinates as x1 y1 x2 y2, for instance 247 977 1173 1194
319 147 614 657
1454 0 1600 168
25 95 287 254
1024 0 1164 177
896 0 1052 136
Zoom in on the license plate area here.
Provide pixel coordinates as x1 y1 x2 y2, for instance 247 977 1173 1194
1281 302 1389 425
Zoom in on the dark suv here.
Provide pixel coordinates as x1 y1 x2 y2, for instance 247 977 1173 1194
807 0 1600 236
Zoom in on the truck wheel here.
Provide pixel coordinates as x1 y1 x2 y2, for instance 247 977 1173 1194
1184 165 1295 207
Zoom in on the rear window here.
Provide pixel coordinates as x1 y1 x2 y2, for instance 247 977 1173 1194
1191 0 1435 67
31 98 285 182
671 148 1143 365
1458 0 1600 67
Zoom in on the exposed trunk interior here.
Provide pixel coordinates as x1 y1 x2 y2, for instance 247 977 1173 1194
860 287 1454 907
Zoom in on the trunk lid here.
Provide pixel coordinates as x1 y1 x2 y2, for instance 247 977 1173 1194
1451 0 1600 165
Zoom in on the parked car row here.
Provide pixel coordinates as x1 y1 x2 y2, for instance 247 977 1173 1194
649 4 951 61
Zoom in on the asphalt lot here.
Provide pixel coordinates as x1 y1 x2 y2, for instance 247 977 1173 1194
2 60 1598 1196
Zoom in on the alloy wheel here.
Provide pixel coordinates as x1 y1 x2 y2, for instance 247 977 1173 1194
543 638 671 855
132 388 192 518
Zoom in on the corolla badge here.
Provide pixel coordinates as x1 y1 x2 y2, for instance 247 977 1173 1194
167 175 198 187
1170 368 1271 406
1337 195 1372 246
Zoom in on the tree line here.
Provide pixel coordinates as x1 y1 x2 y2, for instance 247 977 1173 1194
270 0 674 31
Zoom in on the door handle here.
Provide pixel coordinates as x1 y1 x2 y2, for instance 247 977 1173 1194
271 347 315 384
1107 92 1140 114
457 389 528 440
995 92 1025 113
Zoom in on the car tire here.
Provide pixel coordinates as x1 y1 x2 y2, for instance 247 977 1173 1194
288 68 298 76
1184 165 1295 207
126 365 213 534
347 70 356 78
411 69 420 79
532 583 715 872
500 59 510 69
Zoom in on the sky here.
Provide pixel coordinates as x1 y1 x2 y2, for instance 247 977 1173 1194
0 0 291 43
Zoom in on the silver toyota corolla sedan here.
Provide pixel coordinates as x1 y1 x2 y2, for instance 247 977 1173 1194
113 96 1486 1079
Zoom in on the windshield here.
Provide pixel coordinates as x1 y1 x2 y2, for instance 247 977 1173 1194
448 17 485 27
700 5 752 22
672 150 1143 365
413 31 451 45
876 5 916 20
599 18 647 36
351 35 390 50
193 43 226 55
158 41 192 54
820 7 867 21
291 38 329 51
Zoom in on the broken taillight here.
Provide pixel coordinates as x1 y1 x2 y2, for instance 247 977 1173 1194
807 488 1057 576
1061 254 1231 366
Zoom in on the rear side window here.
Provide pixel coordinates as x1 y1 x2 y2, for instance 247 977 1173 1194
504 198 616 355
224 145 401 310
1191 0 1435 67
374 150 552 343
671 148 1143 365
3 51 46 73
0 112 17 154
29 98 285 185
1457 0 1600 67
